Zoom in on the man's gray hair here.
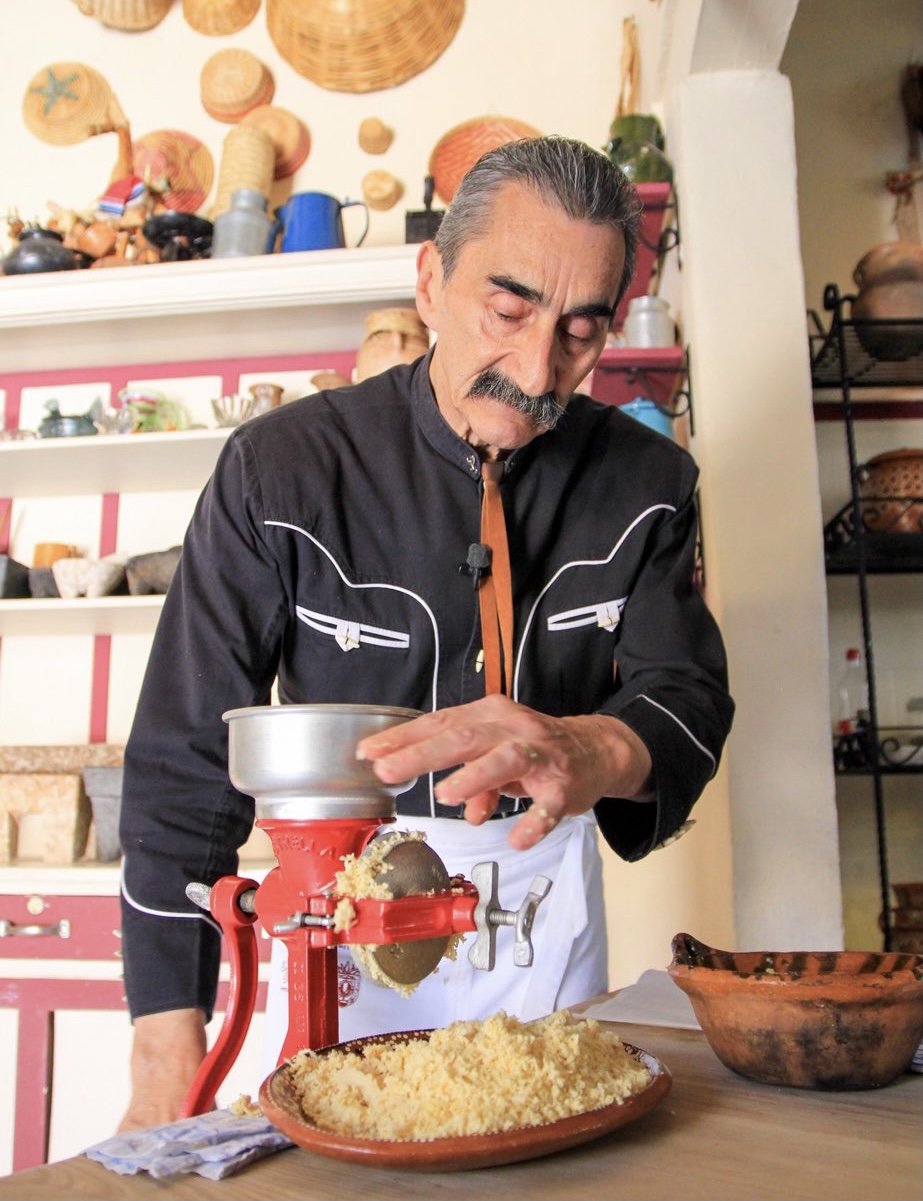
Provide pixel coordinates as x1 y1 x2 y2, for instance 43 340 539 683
434 135 642 308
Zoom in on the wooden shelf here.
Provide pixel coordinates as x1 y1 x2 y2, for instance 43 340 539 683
0 244 420 372
0 427 232 497
588 344 686 410
0 595 164 637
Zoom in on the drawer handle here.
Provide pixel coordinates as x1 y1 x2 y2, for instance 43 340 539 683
0 918 71 939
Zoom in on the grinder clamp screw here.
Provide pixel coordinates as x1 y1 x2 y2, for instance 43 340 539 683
468 861 552 971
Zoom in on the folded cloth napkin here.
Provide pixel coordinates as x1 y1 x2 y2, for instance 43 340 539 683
84 1109 294 1181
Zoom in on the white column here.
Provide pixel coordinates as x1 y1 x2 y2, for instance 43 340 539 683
672 67 843 948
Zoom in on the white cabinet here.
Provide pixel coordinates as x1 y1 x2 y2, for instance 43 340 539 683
0 246 419 742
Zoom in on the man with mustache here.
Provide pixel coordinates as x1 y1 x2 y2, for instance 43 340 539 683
118 135 734 1129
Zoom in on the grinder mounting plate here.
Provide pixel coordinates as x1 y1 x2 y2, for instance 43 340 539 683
350 832 453 990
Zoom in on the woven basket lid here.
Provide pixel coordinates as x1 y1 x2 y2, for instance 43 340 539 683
132 129 215 213
22 62 113 146
182 0 260 36
212 124 275 216
240 105 310 180
200 48 275 123
73 0 172 32
428 115 541 204
265 0 465 94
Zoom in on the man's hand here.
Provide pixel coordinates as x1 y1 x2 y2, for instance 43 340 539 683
118 1009 207 1132
357 696 653 849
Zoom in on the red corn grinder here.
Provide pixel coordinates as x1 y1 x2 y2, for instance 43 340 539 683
180 704 552 1116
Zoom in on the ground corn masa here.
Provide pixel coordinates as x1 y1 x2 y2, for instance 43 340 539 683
287 1009 652 1140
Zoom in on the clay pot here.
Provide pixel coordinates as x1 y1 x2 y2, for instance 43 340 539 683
858 448 922 534
77 221 119 259
667 932 923 1090
355 308 429 382
851 240 923 360
2 228 81 275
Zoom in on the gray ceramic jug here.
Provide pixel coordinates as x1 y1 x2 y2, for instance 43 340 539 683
210 188 274 259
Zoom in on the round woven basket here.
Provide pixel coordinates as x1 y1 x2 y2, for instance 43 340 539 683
240 105 310 180
73 0 172 32
182 0 260 36
132 129 215 213
201 49 275 123
212 124 275 217
265 0 465 94
22 62 113 146
428 115 541 203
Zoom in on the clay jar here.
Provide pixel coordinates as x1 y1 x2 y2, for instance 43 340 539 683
355 308 430 383
249 381 284 415
851 240 923 360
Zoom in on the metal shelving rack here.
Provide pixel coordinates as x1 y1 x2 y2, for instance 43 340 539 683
809 284 923 950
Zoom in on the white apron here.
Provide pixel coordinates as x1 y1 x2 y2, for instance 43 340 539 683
259 811 608 1079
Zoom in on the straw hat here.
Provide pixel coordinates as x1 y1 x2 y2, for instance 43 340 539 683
72 0 172 32
132 129 215 213
200 48 275 123
428 115 541 203
182 0 261 36
22 62 113 146
239 105 310 180
265 0 465 94
211 124 274 217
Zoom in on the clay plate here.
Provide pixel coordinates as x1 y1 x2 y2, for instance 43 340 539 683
258 1029 671 1171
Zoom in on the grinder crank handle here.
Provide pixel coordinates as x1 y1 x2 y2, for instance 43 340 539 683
468 861 552 971
179 875 259 1118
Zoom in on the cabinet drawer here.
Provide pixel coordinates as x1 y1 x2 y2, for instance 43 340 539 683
0 894 120 961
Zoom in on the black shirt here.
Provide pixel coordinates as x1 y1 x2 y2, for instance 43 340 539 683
119 353 733 1020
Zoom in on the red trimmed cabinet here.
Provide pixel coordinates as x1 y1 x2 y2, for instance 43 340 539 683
0 868 272 1172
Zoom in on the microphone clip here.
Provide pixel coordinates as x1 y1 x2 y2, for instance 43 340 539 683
458 542 492 589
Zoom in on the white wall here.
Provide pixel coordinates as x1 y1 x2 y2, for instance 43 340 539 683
1 0 649 255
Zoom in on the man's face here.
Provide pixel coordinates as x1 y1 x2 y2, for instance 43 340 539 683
416 180 627 461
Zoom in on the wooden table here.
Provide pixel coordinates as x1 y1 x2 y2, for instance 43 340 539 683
0 1020 919 1201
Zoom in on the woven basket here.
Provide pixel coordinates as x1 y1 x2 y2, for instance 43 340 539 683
358 116 393 154
212 124 275 217
362 169 402 211
428 115 541 203
22 62 113 146
182 0 260 36
239 105 310 180
72 0 172 31
201 48 275 123
132 129 215 213
265 0 465 94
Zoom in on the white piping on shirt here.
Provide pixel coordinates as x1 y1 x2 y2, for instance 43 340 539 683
120 857 223 937
511 503 715 774
266 519 442 815
514 504 677 698
640 694 718 777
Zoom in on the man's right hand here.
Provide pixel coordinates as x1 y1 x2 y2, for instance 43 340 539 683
118 1008 207 1132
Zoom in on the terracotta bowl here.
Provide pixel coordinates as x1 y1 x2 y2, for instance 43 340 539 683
667 932 923 1090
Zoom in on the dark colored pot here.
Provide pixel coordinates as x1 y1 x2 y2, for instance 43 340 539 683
2 228 80 275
